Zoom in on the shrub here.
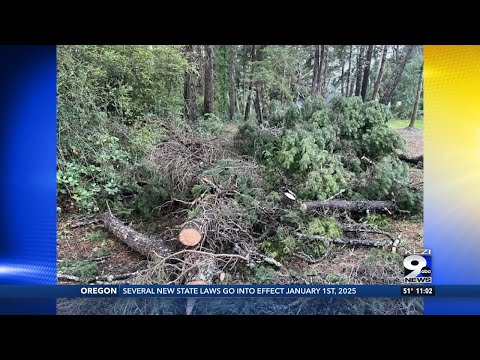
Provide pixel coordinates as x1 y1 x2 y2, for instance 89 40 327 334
57 45 186 213
196 114 227 136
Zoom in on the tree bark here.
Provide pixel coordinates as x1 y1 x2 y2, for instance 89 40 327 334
340 46 345 96
102 212 172 259
321 45 328 96
183 45 198 122
254 82 265 125
300 199 397 213
354 46 364 97
254 45 266 125
184 253 218 285
244 45 256 121
346 45 353 97
203 45 214 116
229 45 236 120
372 45 388 101
361 45 374 101
317 45 325 94
409 61 423 128
381 45 414 105
312 45 320 94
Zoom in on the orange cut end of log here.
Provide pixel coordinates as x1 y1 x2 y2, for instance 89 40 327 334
186 280 208 285
179 228 202 246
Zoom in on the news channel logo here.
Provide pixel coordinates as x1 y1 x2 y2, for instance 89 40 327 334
403 250 432 283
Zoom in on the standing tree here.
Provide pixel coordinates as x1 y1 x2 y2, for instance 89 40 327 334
183 45 198 122
203 45 214 116
381 45 414 105
372 45 388 101
340 46 345 96
254 45 266 125
312 45 320 94
409 61 424 128
229 45 236 120
317 45 325 94
354 46 364 97
361 45 374 101
244 45 256 121
346 45 353 97
321 45 329 96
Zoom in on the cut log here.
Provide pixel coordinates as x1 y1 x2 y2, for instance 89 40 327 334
300 200 396 214
293 232 387 248
101 212 172 259
281 190 297 206
184 253 218 284
179 218 206 246
399 153 423 166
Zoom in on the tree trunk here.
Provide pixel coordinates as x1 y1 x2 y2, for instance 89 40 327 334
240 47 248 115
347 45 353 97
409 61 423 128
399 153 423 166
317 45 325 94
311 45 320 94
184 253 218 285
321 45 328 96
254 82 265 125
360 45 374 101
300 199 396 213
203 45 214 116
354 46 364 97
179 218 207 246
292 232 387 248
102 212 172 259
381 45 414 105
340 47 345 96
244 45 256 121
254 45 266 125
183 45 198 122
372 45 387 101
229 45 236 120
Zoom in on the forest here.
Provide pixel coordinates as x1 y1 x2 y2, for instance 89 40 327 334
57 45 424 315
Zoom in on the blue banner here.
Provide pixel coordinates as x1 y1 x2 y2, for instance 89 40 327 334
0 284 479 299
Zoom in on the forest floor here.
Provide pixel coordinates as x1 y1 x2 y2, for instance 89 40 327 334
57 124 424 315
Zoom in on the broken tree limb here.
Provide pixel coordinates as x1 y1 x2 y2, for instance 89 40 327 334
342 225 395 242
57 271 139 284
233 243 283 268
57 273 80 282
179 218 206 247
399 153 423 166
300 199 397 214
292 232 387 248
101 212 172 259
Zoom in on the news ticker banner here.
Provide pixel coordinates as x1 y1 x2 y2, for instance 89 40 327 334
1 45 480 314
2 285 480 298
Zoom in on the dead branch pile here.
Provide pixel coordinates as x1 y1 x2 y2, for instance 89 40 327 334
98 128 404 291
147 129 225 193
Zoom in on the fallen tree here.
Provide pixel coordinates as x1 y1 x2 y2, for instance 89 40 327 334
399 153 423 166
101 212 172 259
300 199 397 214
292 232 387 248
